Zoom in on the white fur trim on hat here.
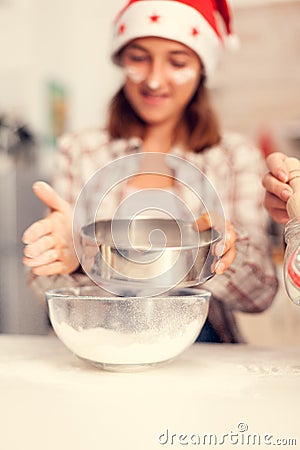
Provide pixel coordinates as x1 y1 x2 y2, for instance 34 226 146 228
111 1 223 78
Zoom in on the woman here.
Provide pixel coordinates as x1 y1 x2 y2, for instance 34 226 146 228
22 0 278 343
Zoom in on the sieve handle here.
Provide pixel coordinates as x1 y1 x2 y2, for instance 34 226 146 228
286 157 300 219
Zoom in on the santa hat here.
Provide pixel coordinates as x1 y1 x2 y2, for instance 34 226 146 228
111 0 239 78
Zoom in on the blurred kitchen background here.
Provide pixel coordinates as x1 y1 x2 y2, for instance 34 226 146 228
1 0 300 342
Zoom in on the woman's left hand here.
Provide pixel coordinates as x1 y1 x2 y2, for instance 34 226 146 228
195 214 237 274
22 182 79 276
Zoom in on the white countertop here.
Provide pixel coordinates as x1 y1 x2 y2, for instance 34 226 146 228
1 335 300 450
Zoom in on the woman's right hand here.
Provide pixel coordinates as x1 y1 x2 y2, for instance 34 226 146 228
195 213 237 275
22 182 79 276
262 152 293 224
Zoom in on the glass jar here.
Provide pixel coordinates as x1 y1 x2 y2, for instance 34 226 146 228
284 217 300 305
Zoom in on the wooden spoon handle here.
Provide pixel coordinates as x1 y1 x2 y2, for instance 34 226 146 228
286 157 300 219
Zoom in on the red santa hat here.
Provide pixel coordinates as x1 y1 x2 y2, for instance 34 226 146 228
111 0 239 78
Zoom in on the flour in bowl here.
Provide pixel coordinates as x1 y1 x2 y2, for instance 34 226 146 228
53 320 201 365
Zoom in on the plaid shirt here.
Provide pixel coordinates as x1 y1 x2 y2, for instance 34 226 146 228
29 128 278 343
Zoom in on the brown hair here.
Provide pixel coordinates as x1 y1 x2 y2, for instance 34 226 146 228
106 78 221 153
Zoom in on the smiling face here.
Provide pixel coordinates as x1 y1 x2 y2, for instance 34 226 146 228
120 37 202 128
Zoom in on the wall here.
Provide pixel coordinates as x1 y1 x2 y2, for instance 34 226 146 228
212 1 300 151
0 0 35 119
0 0 125 136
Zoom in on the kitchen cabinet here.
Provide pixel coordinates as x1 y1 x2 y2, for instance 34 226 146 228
0 154 50 334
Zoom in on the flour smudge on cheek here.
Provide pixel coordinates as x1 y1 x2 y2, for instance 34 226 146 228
171 67 198 85
124 66 146 84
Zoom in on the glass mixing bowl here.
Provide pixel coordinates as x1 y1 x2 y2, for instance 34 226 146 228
46 285 210 372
